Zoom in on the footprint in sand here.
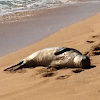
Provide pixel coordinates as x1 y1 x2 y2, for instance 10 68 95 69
86 35 100 44
85 34 100 57
4 68 26 73
42 72 55 77
36 67 57 77
56 75 70 80
85 44 100 57
72 68 84 73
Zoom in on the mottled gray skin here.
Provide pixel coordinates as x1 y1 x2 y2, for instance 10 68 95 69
4 47 91 71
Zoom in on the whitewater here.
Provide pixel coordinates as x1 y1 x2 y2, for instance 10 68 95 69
0 0 78 16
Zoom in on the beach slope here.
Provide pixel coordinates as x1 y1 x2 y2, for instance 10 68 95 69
1 13 100 100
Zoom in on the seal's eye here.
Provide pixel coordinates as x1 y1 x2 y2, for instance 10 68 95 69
81 56 90 69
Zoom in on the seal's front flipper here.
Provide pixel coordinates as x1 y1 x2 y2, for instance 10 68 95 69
54 47 82 55
54 47 71 55
4 61 23 71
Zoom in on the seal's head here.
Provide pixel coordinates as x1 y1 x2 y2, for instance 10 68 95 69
74 55 91 69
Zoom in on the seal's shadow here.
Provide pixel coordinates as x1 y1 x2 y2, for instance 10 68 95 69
88 65 96 69
4 64 96 73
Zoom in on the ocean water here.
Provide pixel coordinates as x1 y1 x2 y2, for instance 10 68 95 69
0 0 100 20
0 0 78 16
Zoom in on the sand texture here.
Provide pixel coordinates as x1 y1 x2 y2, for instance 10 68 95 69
1 13 100 100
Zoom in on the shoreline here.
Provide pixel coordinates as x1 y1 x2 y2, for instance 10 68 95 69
0 0 100 22
1 0 100 24
0 1 100 57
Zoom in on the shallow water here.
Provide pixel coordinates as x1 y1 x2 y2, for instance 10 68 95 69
0 0 100 58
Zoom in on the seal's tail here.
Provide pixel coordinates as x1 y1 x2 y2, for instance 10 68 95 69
4 61 24 71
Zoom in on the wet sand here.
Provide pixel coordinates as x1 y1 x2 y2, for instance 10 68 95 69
0 1 100 57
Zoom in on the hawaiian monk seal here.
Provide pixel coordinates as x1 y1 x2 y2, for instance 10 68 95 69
4 47 91 71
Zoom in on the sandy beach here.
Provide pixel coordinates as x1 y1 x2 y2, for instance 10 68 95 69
1 1 100 100
1 1 100 57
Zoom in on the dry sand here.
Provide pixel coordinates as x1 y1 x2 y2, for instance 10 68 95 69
1 13 100 100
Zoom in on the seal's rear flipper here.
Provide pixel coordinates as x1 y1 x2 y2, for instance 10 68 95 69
4 61 24 71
